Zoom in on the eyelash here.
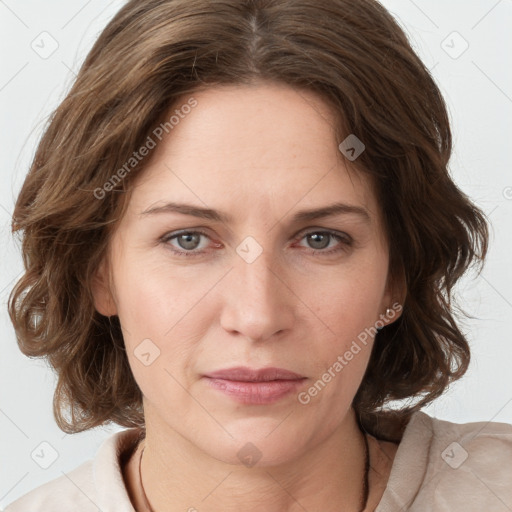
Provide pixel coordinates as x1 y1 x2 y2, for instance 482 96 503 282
160 229 353 258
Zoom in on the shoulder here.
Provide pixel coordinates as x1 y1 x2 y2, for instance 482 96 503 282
3 428 142 512
416 411 512 475
2 459 96 512
377 411 512 512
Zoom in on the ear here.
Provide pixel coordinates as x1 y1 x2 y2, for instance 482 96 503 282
380 265 407 327
91 256 118 317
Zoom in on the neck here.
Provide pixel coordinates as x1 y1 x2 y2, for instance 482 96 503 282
124 406 385 512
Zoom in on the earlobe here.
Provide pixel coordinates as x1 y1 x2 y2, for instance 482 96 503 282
91 257 118 317
383 302 403 326
382 267 407 326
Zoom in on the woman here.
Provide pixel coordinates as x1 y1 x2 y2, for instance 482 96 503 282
5 0 512 511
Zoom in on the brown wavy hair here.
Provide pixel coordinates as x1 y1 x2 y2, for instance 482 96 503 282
8 0 488 437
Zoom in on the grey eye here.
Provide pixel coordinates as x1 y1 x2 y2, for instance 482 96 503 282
306 232 332 250
175 233 202 250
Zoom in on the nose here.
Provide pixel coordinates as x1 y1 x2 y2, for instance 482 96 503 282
219 243 295 343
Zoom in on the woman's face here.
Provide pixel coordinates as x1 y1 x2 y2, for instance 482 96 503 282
94 82 400 466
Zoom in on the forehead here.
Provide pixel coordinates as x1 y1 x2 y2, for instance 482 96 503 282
126 83 381 229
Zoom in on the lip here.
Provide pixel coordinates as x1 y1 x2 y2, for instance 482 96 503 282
202 366 307 405
203 366 304 382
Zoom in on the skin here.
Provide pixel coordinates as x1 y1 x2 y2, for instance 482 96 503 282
92 82 404 512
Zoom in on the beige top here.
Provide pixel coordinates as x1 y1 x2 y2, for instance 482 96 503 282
4 411 512 511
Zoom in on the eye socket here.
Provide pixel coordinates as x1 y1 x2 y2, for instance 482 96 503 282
172 232 204 251
299 231 344 250
160 228 353 257
161 230 212 255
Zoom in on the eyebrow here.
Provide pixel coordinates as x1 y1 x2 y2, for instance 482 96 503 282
139 201 371 224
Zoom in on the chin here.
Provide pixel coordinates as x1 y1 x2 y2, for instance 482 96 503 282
193 420 312 468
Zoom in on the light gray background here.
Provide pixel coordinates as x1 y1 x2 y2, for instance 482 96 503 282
1 0 511 507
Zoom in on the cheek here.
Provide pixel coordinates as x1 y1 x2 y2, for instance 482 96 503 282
115 271 172 336
299 252 388 335
114 265 201 408
295 280 380 420
112 253 203 335
111 256 218 382
293 251 387 392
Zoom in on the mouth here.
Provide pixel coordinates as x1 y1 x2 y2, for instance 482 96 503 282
202 366 307 405
203 366 305 382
